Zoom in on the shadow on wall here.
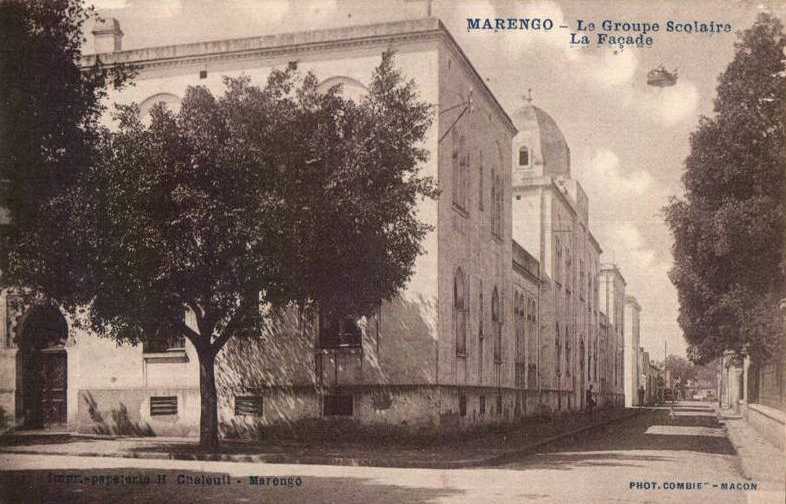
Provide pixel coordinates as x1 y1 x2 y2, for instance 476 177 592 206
215 295 439 435
83 392 155 437
216 307 317 429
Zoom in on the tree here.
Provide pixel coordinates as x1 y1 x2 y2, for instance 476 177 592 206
0 0 130 282
18 52 435 449
664 355 697 385
665 13 785 365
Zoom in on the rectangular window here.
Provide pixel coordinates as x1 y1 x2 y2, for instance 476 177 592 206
323 394 353 416
150 396 178 416
528 363 538 387
143 312 187 353
478 151 484 211
479 395 486 416
494 322 502 363
459 392 467 417
143 333 186 353
319 313 361 349
235 396 263 416
496 394 502 416
515 362 526 388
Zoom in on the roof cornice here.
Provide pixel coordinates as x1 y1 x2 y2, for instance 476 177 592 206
80 17 516 134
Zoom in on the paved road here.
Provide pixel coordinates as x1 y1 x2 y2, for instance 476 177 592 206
0 402 775 503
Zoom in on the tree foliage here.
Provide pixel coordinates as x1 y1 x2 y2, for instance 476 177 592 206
664 355 697 384
0 0 131 284
665 13 785 364
16 51 435 448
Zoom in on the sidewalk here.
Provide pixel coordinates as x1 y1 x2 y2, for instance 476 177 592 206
0 408 639 469
718 409 786 504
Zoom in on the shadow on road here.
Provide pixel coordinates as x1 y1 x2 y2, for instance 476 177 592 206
499 402 736 471
0 434 86 447
0 467 463 504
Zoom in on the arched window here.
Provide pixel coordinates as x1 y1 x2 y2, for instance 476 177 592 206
478 151 484 211
139 93 181 126
452 129 469 211
518 146 530 167
555 322 561 378
316 75 368 102
478 285 484 381
490 176 497 233
565 327 571 377
454 268 467 355
491 174 503 237
492 287 501 362
514 292 526 387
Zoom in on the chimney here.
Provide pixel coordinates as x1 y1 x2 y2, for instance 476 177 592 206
92 18 123 53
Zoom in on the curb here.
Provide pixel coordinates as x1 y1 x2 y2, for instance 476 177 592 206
0 410 641 469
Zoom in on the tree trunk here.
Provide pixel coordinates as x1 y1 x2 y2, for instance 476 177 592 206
198 348 219 451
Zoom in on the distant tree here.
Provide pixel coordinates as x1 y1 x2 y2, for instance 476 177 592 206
664 354 697 385
693 360 719 387
0 0 131 283
17 51 435 449
665 13 785 364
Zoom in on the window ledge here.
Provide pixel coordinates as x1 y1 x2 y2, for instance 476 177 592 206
452 203 469 218
456 352 467 359
318 346 362 354
143 350 188 363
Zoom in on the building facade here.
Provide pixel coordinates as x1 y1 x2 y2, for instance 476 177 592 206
624 296 642 407
509 101 623 412
599 264 626 407
0 14 636 437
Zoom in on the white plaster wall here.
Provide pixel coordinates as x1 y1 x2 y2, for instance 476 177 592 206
435 41 514 392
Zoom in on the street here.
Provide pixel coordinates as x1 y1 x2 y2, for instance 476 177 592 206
0 402 780 504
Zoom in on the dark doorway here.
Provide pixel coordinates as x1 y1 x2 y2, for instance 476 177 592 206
18 305 69 429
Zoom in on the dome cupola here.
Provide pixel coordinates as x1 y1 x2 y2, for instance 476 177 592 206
511 93 570 179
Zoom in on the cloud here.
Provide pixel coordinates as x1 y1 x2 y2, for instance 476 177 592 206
304 0 338 18
587 148 653 197
634 80 700 126
230 0 289 22
497 0 568 58
110 0 181 18
609 222 656 269
92 0 129 9
589 48 638 87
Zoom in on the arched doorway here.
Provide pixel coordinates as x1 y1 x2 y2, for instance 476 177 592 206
17 305 69 428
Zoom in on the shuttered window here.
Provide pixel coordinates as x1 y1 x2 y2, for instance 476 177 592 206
150 396 177 416
235 396 263 416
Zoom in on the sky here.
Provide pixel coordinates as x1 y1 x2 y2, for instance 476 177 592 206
86 0 786 361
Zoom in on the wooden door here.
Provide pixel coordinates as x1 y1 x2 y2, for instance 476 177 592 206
39 351 67 426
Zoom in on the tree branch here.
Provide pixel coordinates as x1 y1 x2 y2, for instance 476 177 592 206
176 319 202 344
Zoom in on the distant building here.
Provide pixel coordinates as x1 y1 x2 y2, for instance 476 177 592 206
510 100 624 411
599 264 627 407
624 296 642 406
